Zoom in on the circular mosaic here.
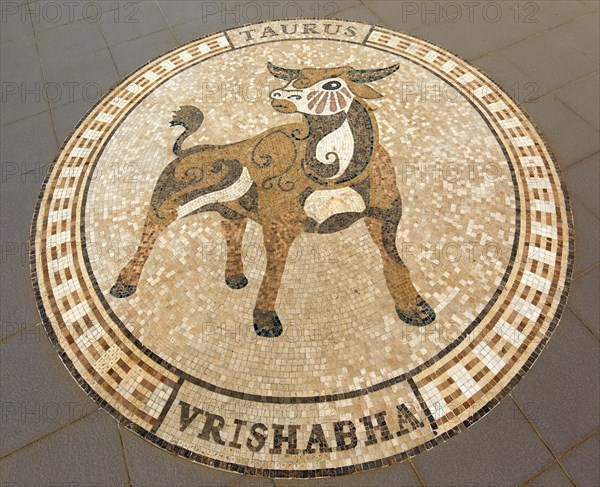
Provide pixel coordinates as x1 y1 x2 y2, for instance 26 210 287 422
32 20 573 477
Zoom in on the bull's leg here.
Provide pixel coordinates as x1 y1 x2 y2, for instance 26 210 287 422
253 214 305 338
109 211 174 298
365 215 435 326
365 146 435 326
221 217 248 289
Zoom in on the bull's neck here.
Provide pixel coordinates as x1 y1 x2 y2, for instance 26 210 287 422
300 99 377 186
301 99 376 142
303 110 348 141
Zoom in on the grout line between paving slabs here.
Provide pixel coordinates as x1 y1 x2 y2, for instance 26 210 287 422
469 10 599 63
567 304 600 343
0 409 99 462
96 4 134 79
27 11 59 149
509 395 580 487
519 459 576 487
117 424 134 487
154 0 180 45
408 457 427 487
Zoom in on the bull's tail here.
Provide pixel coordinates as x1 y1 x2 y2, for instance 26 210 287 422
170 105 204 157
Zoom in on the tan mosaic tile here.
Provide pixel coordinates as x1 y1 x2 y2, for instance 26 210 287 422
31 20 573 478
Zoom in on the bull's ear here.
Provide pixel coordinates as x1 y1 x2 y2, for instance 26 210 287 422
347 64 400 83
349 83 383 99
267 61 300 81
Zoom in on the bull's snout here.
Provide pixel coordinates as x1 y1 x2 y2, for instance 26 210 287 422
270 89 300 113
270 89 302 101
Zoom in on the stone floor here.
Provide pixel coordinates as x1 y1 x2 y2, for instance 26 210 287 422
0 1 598 486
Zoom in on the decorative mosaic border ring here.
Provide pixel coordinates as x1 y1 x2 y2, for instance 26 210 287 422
31 19 574 478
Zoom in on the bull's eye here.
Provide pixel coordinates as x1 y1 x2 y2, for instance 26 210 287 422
322 80 341 91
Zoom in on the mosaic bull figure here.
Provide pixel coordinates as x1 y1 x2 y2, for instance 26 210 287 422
110 62 436 337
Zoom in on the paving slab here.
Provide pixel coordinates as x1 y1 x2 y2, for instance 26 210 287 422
27 0 128 33
35 16 107 63
99 0 171 47
565 153 600 218
0 410 128 486
172 13 251 46
517 0 594 29
160 0 358 36
41 47 120 109
570 197 600 276
551 11 599 61
581 0 600 11
500 30 596 97
0 327 98 456
234 476 275 487
0 111 57 331
0 110 56 241
51 97 99 143
363 0 432 33
0 35 47 125
511 310 600 454
473 51 541 105
109 28 178 77
0 109 57 165
331 4 382 24
156 0 222 27
523 94 599 168
170 1 360 46
0 0 34 44
568 266 600 338
556 72 600 131
399 4 545 61
412 398 553 486
525 462 575 487
561 432 600 487
120 425 242 487
274 460 421 486
0 253 39 336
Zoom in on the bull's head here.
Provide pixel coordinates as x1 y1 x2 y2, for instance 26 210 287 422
268 62 399 115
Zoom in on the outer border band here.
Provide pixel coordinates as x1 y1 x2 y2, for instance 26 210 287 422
30 19 574 478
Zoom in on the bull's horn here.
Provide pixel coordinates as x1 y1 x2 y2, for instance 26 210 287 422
267 61 301 81
347 64 400 83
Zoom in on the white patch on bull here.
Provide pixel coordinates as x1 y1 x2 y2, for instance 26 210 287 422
315 119 354 179
304 187 366 224
274 79 354 116
176 167 253 219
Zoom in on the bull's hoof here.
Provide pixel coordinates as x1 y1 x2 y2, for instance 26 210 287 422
396 296 436 327
109 276 137 298
225 274 248 289
253 308 283 338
